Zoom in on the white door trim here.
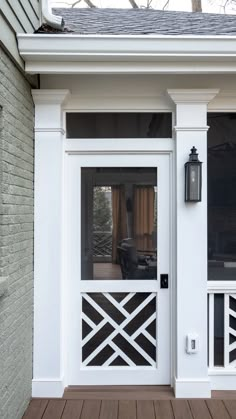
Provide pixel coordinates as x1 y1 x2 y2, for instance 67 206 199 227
63 146 174 387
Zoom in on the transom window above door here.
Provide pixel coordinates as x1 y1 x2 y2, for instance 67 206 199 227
81 167 157 281
66 113 172 138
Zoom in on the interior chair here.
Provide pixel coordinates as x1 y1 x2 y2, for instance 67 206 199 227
117 241 156 280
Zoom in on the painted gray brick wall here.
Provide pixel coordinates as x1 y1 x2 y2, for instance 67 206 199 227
0 46 34 419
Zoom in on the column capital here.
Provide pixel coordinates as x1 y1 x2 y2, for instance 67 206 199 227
32 89 70 105
167 89 219 104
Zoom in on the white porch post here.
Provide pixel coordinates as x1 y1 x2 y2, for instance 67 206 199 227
168 89 219 398
32 89 70 397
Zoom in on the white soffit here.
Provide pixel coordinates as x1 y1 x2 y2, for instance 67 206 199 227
17 34 236 74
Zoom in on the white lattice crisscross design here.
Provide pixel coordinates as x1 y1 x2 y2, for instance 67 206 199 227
225 293 236 368
81 292 157 368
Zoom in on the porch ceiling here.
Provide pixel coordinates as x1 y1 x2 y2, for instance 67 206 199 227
17 34 236 74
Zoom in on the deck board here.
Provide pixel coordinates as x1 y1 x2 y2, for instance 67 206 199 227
118 400 136 419
223 400 236 419
171 400 193 419
137 401 155 419
61 400 83 419
22 391 236 419
188 400 212 419
206 400 231 419
80 400 101 419
23 399 49 419
42 400 66 419
154 400 174 419
99 400 118 419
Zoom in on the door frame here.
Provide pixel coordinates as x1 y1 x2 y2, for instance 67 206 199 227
63 137 175 387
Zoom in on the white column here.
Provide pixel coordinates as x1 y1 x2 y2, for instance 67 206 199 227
168 89 219 398
32 89 70 397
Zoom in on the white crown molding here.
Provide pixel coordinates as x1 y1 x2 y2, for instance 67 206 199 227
17 34 236 74
41 0 64 30
32 89 71 105
167 89 219 104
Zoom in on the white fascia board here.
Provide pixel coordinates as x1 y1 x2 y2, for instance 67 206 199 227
17 33 236 74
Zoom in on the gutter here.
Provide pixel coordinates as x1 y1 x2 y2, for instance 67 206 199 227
41 0 64 30
17 33 236 74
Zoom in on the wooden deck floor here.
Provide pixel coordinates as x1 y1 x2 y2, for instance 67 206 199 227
23 387 236 419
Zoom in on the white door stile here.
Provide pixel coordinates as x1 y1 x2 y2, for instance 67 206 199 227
65 149 171 386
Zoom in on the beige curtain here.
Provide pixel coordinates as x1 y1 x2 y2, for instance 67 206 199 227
133 186 155 252
112 185 127 263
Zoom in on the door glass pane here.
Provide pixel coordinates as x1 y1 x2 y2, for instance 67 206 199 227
81 168 157 280
66 113 172 138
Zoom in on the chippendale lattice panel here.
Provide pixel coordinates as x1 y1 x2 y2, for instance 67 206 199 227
226 294 236 367
82 292 157 367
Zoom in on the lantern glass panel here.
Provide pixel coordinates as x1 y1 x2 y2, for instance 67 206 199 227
185 163 202 202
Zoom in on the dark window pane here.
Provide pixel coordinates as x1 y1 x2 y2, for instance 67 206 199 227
81 168 157 281
214 294 224 366
66 113 172 138
208 113 236 281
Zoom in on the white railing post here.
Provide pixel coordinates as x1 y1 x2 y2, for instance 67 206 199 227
224 293 230 369
208 293 215 369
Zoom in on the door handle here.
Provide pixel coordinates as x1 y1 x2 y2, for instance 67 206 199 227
160 274 169 289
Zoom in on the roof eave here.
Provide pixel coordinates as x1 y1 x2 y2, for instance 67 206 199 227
17 33 236 74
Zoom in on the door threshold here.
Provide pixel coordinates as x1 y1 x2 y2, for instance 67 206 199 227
63 385 174 400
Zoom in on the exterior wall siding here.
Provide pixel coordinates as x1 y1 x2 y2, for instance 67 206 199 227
0 0 40 67
0 46 34 419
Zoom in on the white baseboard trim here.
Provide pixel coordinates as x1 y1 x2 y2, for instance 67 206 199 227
32 378 64 398
209 372 236 390
174 377 211 398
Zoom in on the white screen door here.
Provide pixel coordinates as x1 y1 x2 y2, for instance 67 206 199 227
66 153 170 385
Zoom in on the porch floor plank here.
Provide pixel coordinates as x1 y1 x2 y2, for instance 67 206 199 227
171 400 193 419
42 400 66 419
206 400 231 419
61 400 84 419
80 400 101 419
137 400 155 419
99 400 118 419
154 400 174 419
22 393 236 419
43 399 66 419
118 400 136 419
23 399 49 419
223 400 236 419
188 400 212 419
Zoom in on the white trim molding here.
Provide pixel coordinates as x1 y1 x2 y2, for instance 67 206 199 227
209 371 236 391
32 89 70 105
174 378 211 398
32 378 64 398
17 34 236 74
168 89 220 104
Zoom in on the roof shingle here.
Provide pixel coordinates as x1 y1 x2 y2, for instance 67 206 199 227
48 8 236 36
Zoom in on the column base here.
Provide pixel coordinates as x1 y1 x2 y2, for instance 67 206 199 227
32 378 64 398
174 377 211 398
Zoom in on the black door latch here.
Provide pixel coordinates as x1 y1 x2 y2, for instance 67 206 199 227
160 274 169 289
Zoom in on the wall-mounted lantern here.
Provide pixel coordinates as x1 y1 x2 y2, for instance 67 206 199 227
185 147 202 202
